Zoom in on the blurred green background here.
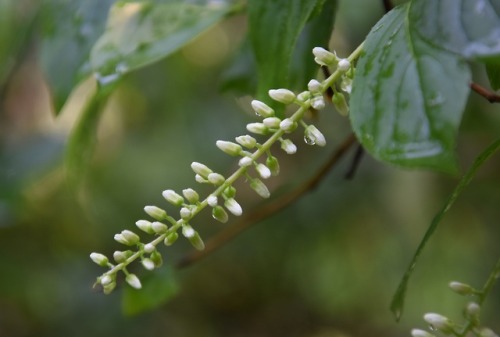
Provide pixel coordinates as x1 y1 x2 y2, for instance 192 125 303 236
1 0 499 336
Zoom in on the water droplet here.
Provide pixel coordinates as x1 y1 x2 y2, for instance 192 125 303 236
428 324 437 332
304 134 315 145
255 111 261 117
115 62 129 74
95 72 120 87
428 92 445 107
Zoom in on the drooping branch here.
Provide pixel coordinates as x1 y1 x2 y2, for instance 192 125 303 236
176 133 357 269
470 82 500 104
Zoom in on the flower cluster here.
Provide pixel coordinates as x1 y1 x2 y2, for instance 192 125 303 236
90 46 358 293
411 281 498 337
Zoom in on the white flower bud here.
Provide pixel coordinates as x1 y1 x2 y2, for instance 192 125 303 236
250 178 270 198
223 186 236 198
114 233 132 246
279 118 297 133
164 232 179 246
100 275 113 286
448 281 474 295
311 95 325 110
312 47 336 66
191 162 212 178
332 91 349 116
188 231 205 251
144 205 167 221
113 250 130 263
423 313 454 334
411 329 435 337
308 79 322 93
340 76 353 94
125 273 142 289
90 253 109 267
102 281 116 295
121 230 140 245
235 135 257 149
479 328 499 337
239 156 253 167
135 220 154 234
297 91 311 102
195 174 208 183
162 189 184 206
216 140 242 156
182 225 195 238
182 188 199 203
150 250 163 267
266 156 280 176
305 125 326 147
144 243 155 254
224 198 242 216
207 194 218 207
180 207 191 220
246 122 268 135
141 258 155 271
212 205 228 223
280 139 297 154
338 58 351 72
263 117 282 129
269 88 296 104
466 302 480 318
152 221 168 234
255 163 271 179
251 100 275 117
208 172 225 185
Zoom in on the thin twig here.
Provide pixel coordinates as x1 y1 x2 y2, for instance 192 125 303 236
470 82 500 103
345 144 364 180
176 133 357 269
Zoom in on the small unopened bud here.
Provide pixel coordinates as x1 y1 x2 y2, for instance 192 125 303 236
162 189 184 206
269 89 296 104
142 258 155 271
100 274 114 286
308 79 322 93
338 58 351 72
90 253 109 267
411 329 436 337
144 243 155 254
479 328 499 337
207 194 218 207
113 250 131 263
135 220 155 234
263 117 281 129
255 163 271 179
246 122 268 135
121 230 140 245
224 198 242 216
188 231 205 251
125 273 142 289
305 125 326 147
212 205 229 223
103 281 116 294
332 91 349 116
311 95 325 110
182 225 195 238
341 76 353 94
191 162 212 178
297 91 311 102
251 100 275 117
250 178 270 198
466 302 481 319
183 188 199 203
266 156 280 175
144 205 167 221
195 174 208 183
448 281 474 296
152 221 168 234
164 232 179 246
312 47 336 66
216 140 242 156
180 207 191 220
223 186 236 198
423 313 454 334
280 118 297 133
208 172 225 185
235 135 257 149
280 139 297 154
150 250 163 267
239 156 253 167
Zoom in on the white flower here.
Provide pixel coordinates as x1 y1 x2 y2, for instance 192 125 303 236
255 163 271 179
151 221 168 234
113 250 128 263
338 58 351 72
182 225 195 238
411 329 435 337
191 162 212 178
251 100 275 117
250 179 270 198
280 139 297 154
182 188 199 203
207 194 218 207
269 88 296 104
246 122 268 135
90 253 109 267
448 281 473 295
224 198 243 216
307 79 322 93
141 258 155 271
144 243 155 254
162 189 184 206
144 205 167 220
216 140 242 156
208 172 225 185
235 135 257 149
263 117 281 129
311 95 325 110
279 118 297 132
100 275 113 286
305 125 326 147
125 273 142 289
195 174 208 183
239 156 253 167
312 47 336 66
180 207 191 220
423 313 454 334
135 220 154 234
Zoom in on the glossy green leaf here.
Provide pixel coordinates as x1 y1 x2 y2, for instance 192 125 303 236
350 4 471 173
122 266 179 316
391 137 500 321
40 0 113 113
409 0 500 59
248 0 323 102
486 57 500 90
90 1 235 78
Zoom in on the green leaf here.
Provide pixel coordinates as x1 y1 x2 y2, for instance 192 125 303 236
409 0 500 59
390 137 500 321
248 0 323 102
40 0 113 113
350 4 471 173
486 57 500 90
90 1 234 77
122 266 179 316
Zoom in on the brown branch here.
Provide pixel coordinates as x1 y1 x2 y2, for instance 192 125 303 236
382 0 394 12
470 82 500 103
344 144 365 180
176 133 358 269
